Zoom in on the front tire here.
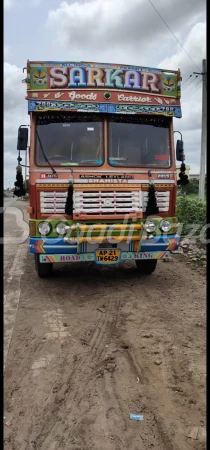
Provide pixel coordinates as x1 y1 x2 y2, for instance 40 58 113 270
135 259 157 275
35 254 53 278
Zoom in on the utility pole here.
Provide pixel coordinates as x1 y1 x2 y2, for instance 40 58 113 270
193 59 207 201
25 147 27 188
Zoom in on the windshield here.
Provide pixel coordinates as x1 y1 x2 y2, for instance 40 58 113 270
108 116 171 167
35 114 103 166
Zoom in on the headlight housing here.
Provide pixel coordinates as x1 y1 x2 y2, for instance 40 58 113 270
144 220 156 233
55 222 67 235
159 220 172 233
38 221 51 236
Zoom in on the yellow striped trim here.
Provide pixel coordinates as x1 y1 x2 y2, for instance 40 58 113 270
70 224 142 231
45 255 60 262
36 183 174 189
36 184 69 188
65 235 140 243
153 251 167 259
51 255 59 262
141 184 173 188
166 238 177 250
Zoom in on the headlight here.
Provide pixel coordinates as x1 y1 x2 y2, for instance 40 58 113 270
159 220 172 232
55 222 67 235
38 221 51 236
144 220 156 233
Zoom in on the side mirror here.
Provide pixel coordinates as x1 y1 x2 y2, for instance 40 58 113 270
17 127 28 150
176 139 185 162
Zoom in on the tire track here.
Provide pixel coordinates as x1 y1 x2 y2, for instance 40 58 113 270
4 248 206 450
4 244 28 369
31 288 124 448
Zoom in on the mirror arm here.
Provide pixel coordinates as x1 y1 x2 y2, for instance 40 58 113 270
173 130 182 140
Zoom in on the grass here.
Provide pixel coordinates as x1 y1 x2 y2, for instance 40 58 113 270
186 193 206 204
176 192 206 236
177 191 206 204
187 193 199 200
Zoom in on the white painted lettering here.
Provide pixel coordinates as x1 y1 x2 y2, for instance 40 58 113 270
50 67 68 88
141 72 160 92
68 91 97 101
105 69 123 88
86 68 104 87
124 70 141 89
54 92 64 98
118 94 152 103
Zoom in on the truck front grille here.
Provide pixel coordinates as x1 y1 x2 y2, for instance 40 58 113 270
74 191 141 215
40 191 67 214
74 190 170 215
39 190 170 215
142 191 170 212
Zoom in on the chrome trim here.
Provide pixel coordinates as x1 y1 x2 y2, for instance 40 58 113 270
36 179 70 183
30 169 177 174
36 178 175 184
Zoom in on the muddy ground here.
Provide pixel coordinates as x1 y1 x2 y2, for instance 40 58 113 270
4 199 206 450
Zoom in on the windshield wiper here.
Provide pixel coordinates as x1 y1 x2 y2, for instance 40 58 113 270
36 130 57 174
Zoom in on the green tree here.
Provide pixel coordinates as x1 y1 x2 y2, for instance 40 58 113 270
181 178 199 195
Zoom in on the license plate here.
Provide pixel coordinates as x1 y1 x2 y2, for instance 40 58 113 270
95 249 121 264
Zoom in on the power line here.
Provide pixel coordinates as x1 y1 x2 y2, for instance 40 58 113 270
182 74 193 85
183 83 202 101
147 0 202 72
182 79 202 99
182 75 198 92
182 79 202 100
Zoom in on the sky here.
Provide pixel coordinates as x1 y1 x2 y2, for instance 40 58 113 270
4 0 206 189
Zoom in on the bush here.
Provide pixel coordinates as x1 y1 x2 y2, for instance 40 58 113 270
177 176 206 196
176 192 206 235
181 178 199 195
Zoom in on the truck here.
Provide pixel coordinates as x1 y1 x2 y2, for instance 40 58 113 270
15 60 188 277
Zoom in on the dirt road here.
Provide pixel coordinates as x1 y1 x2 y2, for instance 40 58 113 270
4 199 206 450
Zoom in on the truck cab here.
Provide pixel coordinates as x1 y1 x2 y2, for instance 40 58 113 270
15 60 187 277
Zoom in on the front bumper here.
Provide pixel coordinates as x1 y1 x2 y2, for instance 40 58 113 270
39 251 172 264
29 233 179 263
